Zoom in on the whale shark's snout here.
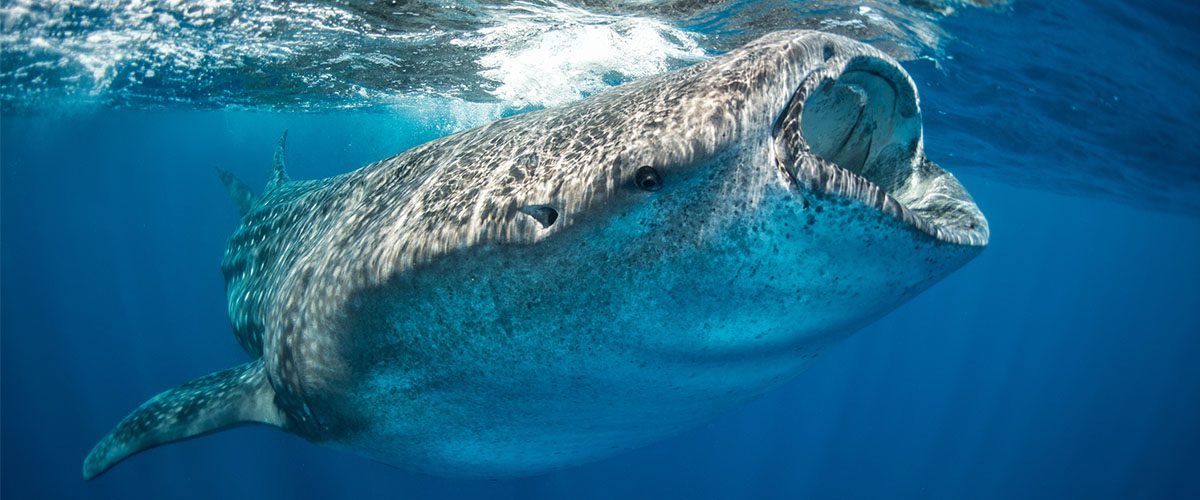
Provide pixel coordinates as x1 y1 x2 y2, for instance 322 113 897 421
772 40 988 247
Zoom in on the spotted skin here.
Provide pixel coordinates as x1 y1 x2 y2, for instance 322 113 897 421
84 30 987 480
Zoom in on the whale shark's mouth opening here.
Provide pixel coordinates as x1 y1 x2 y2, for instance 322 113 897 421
774 56 988 246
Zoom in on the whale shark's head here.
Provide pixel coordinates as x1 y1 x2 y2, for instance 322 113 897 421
490 30 986 245
335 31 990 362
469 30 989 353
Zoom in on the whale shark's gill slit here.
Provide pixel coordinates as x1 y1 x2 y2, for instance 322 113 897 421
521 205 559 229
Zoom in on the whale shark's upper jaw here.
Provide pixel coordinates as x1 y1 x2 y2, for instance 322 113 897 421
770 43 989 247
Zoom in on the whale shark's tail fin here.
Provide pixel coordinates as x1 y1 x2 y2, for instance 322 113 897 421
217 130 291 217
83 360 287 480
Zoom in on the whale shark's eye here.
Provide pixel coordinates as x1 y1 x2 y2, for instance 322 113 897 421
635 166 662 192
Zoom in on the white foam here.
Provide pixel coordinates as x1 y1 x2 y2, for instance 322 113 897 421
452 2 707 109
378 96 509 135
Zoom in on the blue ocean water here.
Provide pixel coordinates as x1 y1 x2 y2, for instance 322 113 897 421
2 1 1199 499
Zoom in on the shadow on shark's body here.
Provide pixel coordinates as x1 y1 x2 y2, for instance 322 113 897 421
84 30 988 480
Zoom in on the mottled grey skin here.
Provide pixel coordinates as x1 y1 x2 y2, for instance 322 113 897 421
84 30 988 480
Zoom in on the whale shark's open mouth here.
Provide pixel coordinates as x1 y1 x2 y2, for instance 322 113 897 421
773 54 988 246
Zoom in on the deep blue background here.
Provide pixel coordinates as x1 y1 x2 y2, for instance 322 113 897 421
3 2 1200 499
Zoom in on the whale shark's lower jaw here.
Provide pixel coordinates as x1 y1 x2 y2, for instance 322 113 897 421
773 44 989 247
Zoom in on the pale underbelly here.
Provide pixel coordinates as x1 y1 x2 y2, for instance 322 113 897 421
327 335 829 477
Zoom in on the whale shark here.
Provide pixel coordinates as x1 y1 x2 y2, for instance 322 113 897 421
84 30 988 479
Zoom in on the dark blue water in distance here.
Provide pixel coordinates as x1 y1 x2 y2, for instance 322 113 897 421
3 1 1199 499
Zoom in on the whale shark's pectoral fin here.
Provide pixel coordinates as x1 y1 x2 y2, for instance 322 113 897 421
217 167 257 216
83 360 286 480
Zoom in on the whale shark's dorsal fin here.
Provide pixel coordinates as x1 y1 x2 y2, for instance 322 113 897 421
267 130 290 191
217 131 292 216
82 360 287 480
